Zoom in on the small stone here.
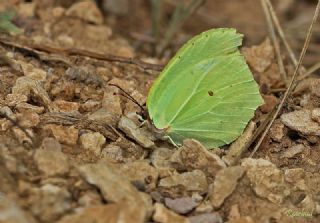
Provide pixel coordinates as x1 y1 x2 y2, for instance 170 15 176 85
12 127 34 146
228 204 241 220
52 7 65 18
78 191 102 207
118 116 155 149
284 168 306 190
188 213 223 223
241 158 290 204
0 144 18 174
209 166 245 208
79 132 106 156
80 99 101 112
195 200 213 213
46 124 79 145
0 192 37 223
12 77 54 111
260 94 278 113
57 34 74 48
101 144 124 162
78 163 148 222
5 93 28 107
40 137 62 151
19 62 47 81
164 197 198 214
66 1 103 25
29 184 71 222
86 25 112 40
53 99 79 112
118 161 159 191
269 121 284 142
310 79 320 97
34 147 69 177
281 109 320 136
242 38 274 73
88 88 121 126
297 194 316 213
16 111 40 128
153 203 188 223
227 216 255 223
159 170 208 194
170 139 226 177
281 144 305 159
57 203 145 223
102 0 129 15
151 147 175 178
311 108 320 123
17 2 36 17
15 102 45 114
0 118 11 131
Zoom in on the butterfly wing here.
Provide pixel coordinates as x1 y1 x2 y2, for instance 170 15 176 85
147 28 263 148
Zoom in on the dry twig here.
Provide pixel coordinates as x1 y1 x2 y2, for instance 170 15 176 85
0 37 163 71
156 0 205 56
261 0 287 85
250 0 320 157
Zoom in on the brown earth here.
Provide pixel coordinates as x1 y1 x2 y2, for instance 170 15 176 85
0 0 319 223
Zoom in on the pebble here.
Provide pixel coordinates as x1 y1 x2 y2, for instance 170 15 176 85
78 163 148 221
170 139 226 177
159 170 208 194
281 109 320 136
0 192 37 223
153 203 188 223
164 197 198 214
209 166 245 208
241 158 290 204
188 213 223 223
34 146 69 177
118 116 155 149
46 124 79 145
118 161 159 191
53 99 80 112
66 1 104 25
281 144 305 159
79 131 106 156
29 184 71 222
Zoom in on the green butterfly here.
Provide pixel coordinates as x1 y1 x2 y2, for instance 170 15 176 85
146 28 263 148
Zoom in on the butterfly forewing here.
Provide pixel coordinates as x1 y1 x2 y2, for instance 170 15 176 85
147 28 263 148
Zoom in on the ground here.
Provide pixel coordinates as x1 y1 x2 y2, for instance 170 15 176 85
0 0 319 223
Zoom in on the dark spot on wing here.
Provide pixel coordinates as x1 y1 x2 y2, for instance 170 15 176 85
208 90 214 96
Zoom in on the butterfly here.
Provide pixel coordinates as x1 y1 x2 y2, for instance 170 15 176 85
110 28 262 149
145 28 263 148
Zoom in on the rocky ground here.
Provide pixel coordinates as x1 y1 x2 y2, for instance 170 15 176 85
0 1 319 223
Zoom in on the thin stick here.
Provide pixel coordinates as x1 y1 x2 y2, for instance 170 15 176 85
0 38 163 71
297 61 320 81
250 0 320 157
156 0 205 56
260 0 287 85
265 0 299 68
151 0 162 42
108 83 145 112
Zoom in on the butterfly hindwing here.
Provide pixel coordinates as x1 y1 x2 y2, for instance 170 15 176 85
147 28 263 148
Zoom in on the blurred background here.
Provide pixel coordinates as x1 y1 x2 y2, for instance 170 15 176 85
0 0 318 65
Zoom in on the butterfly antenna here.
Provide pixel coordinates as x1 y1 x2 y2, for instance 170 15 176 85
108 83 145 112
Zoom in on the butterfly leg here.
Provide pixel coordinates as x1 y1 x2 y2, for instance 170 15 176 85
162 135 180 148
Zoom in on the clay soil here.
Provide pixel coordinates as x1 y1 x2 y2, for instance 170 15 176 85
0 1 320 223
